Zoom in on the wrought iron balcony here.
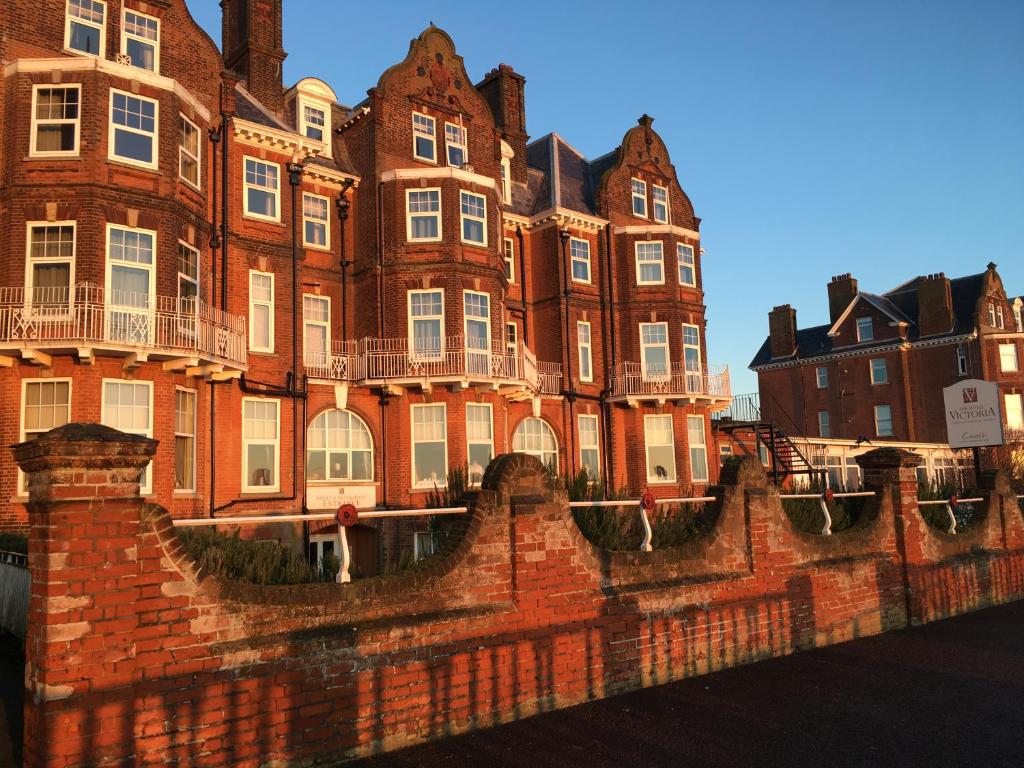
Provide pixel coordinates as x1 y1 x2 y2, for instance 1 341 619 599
0 283 247 373
608 362 731 407
305 335 562 397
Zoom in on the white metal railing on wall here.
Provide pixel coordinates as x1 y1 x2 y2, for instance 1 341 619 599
0 283 247 366
609 362 731 399
779 490 876 536
0 551 30 640
918 496 984 535
568 496 716 552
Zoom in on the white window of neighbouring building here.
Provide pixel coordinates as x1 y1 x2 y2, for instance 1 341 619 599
503 238 515 282
412 112 436 163
644 414 676 483
406 189 441 242
307 409 373 482
874 404 894 437
121 8 160 72
577 321 593 383
579 414 600 482
677 243 695 287
652 184 669 223
109 90 158 169
466 403 494 485
302 103 327 143
1014 302 1022 332
816 366 828 389
688 415 709 483
818 410 831 438
106 225 156 344
31 86 81 157
65 0 105 57
460 191 487 246
174 388 196 492
242 398 280 492
412 403 448 488
26 222 75 313
999 343 1019 373
178 114 200 188
956 345 968 376
409 289 443 360
303 193 330 249
570 237 591 283
640 322 669 379
856 316 874 342
243 158 280 221
445 122 467 167
635 241 664 285
303 295 330 367
20 380 71 494
513 417 558 472
102 380 152 493
1005 394 1023 430
870 357 889 384
631 178 647 218
683 323 702 390
464 290 491 375
249 271 274 353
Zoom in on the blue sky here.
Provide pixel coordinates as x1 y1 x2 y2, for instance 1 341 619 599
189 0 1024 394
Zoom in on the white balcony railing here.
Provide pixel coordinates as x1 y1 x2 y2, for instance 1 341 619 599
0 283 247 367
609 362 731 400
305 335 563 395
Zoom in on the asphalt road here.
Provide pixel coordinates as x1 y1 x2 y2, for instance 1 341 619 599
352 600 1024 768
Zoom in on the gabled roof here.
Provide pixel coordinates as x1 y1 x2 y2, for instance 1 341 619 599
826 292 911 337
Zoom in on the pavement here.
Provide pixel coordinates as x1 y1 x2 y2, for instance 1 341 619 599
351 600 1024 768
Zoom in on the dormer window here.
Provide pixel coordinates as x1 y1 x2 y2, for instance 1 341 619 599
302 104 326 142
1014 302 1022 332
631 178 647 218
445 122 467 167
413 113 436 163
121 9 159 72
66 0 106 57
856 317 873 342
652 185 668 223
500 158 511 203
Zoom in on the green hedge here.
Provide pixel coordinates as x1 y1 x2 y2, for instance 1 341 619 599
176 528 331 585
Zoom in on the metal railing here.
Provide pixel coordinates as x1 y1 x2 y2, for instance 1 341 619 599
173 506 468 583
918 496 984 535
609 362 731 400
569 496 716 552
0 550 29 640
779 491 876 536
0 283 247 367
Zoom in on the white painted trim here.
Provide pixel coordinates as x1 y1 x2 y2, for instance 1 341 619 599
63 0 106 60
306 408 375 482
108 88 159 170
444 121 468 167
639 322 670 380
120 7 160 75
412 112 437 165
463 289 491 366
242 156 281 222
578 413 601 481
500 157 511 204
652 184 669 224
512 417 559 474
751 332 977 372
502 237 515 283
644 414 676 483
25 220 76 317
408 287 445 361
827 293 908 338
465 402 494 486
405 187 442 243
174 386 197 493
676 242 696 287
577 320 593 382
631 177 648 219
302 293 331 365
635 240 665 286
29 84 82 158
570 237 591 284
687 414 709 484
248 270 275 353
411 402 448 489
459 190 488 247
382 166 496 190
178 113 201 189
105 223 156 339
241 397 281 493
682 322 702 379
297 95 331 157
301 192 332 250
613 223 700 239
18 377 72 496
101 378 153 494
530 207 609 232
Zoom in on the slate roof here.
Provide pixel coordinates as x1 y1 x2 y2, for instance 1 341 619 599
521 133 621 218
749 272 988 369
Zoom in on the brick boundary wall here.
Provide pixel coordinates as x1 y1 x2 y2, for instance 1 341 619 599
11 425 1024 767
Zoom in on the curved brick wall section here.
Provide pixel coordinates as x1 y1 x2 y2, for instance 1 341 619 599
11 427 1024 767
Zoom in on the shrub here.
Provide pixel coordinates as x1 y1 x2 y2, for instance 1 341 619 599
176 528 325 585
782 495 868 535
0 533 28 555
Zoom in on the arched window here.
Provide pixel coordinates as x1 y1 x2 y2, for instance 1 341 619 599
307 409 373 481
512 417 558 472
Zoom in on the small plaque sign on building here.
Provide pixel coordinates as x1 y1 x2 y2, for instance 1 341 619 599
943 379 1005 449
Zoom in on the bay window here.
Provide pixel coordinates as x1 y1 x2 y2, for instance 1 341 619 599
109 90 158 168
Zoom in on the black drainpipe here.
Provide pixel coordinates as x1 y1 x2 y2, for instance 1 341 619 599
559 228 576 476
207 123 222 518
288 162 304 513
220 112 230 310
515 225 528 345
336 181 353 341
603 221 617 492
376 180 389 507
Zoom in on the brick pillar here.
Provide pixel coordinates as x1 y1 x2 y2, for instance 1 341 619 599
12 423 157 768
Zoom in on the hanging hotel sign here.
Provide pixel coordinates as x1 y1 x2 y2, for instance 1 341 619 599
943 379 1005 449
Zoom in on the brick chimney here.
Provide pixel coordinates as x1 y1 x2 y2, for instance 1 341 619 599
476 64 528 182
917 273 953 336
827 273 858 323
768 304 798 359
221 0 287 114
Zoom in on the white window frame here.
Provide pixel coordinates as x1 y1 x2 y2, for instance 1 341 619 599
996 303 1005 329
302 192 331 250
120 7 160 73
640 322 670 380
652 184 669 224
30 85 82 157
242 157 281 222
460 190 487 247
178 113 201 189
406 188 442 242
249 270 275 353
101 378 153 494
1014 302 1022 332
25 221 76 315
444 121 467 167
570 237 591 284
870 357 889 385
688 415 709 484
999 343 1019 373
466 403 494 486
512 417 559 472
303 294 331 367
108 89 159 170
176 240 199 334
174 387 197 493
682 323 702 390
500 157 511 203
104 223 156 342
635 241 665 285
676 243 695 287
1005 393 1023 431
578 414 600 482
306 409 374 483
408 288 444 361
988 302 997 327
412 403 448 489
856 316 874 342
644 414 676 483
242 397 280 493
19 378 72 495
816 366 828 389
298 98 331 154
64 0 106 58
577 321 593 383
463 290 491 373
818 410 831 438
412 112 437 163
503 237 515 282
874 404 894 437
631 178 648 218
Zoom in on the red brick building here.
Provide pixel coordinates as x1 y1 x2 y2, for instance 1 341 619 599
0 1 731 544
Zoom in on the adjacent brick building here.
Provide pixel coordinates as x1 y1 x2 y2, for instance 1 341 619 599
0 2 732 554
